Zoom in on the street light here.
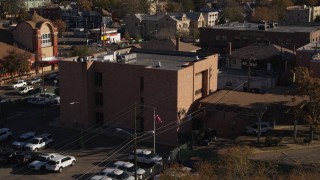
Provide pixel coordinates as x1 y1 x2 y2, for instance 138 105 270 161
116 127 154 180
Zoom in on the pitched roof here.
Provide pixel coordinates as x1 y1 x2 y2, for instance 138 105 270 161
229 43 293 60
186 12 202 21
25 12 49 29
0 42 30 60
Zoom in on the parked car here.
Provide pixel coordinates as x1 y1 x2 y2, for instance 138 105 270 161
0 96 11 104
12 80 27 89
12 132 37 149
24 133 54 151
14 151 40 165
90 175 112 180
245 122 273 135
31 87 47 94
28 77 42 85
0 128 12 142
112 161 146 179
99 167 134 180
19 86 34 95
129 149 162 165
44 73 58 81
0 148 18 164
46 155 76 173
28 153 58 170
27 97 44 105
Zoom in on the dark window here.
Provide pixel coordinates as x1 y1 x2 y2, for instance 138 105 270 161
94 72 102 86
95 92 103 106
95 112 104 124
140 76 144 91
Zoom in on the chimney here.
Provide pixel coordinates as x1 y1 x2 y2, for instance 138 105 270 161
176 37 180 51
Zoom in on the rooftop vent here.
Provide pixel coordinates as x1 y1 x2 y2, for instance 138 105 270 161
156 61 162 67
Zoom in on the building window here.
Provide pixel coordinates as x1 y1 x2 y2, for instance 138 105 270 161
41 33 52 47
95 112 104 125
95 92 103 106
94 72 102 86
222 35 227 41
140 76 144 91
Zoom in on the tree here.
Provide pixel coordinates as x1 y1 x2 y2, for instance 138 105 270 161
16 8 29 22
77 0 93 11
165 1 183 12
71 46 92 57
223 7 244 22
1 49 31 79
293 67 320 142
53 19 66 37
252 7 279 21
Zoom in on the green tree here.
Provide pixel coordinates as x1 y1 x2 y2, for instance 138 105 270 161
53 19 66 37
223 7 244 22
293 67 320 142
77 0 93 11
16 8 29 22
1 49 31 79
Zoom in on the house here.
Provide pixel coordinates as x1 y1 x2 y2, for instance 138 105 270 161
296 41 320 77
201 11 219 27
200 22 320 53
185 12 205 29
12 12 59 71
30 6 62 21
124 13 190 39
59 49 218 145
219 43 294 92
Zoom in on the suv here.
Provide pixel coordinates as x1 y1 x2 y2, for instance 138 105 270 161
12 132 37 149
0 128 12 142
46 155 76 173
129 149 162 165
112 161 145 180
93 167 134 180
24 133 54 151
19 86 34 95
245 122 273 135
12 80 27 89
29 153 58 170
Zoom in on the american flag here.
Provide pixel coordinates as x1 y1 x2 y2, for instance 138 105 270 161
155 114 162 124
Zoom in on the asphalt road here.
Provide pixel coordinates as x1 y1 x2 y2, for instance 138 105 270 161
0 97 173 180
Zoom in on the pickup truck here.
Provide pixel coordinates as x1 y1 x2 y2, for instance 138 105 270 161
12 80 27 89
24 133 54 151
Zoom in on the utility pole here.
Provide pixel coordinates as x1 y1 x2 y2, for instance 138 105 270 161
134 103 137 180
242 54 256 92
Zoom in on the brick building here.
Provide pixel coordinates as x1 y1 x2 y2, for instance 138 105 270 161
200 22 320 53
59 49 218 145
12 12 59 71
296 41 320 77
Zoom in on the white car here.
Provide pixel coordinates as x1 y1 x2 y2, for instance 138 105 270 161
11 132 37 149
19 86 34 94
0 128 12 142
28 153 58 170
12 80 27 89
90 176 112 180
112 161 145 179
46 155 76 172
129 149 163 165
24 133 54 151
245 122 273 135
28 77 42 85
98 167 134 180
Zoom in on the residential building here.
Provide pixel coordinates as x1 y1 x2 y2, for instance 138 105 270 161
124 13 190 39
185 12 205 29
296 41 320 77
200 22 320 53
24 0 51 10
100 28 121 44
30 6 62 21
59 49 218 145
12 12 59 70
201 11 219 27
284 5 320 24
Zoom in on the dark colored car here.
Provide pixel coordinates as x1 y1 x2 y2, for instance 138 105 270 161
0 148 19 164
14 151 40 165
44 73 58 81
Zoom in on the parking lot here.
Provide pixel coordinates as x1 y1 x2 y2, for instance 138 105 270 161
0 75 173 180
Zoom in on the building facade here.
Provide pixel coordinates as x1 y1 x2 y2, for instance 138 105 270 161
200 22 320 53
201 11 219 27
59 49 218 145
30 6 62 21
24 0 51 10
13 12 58 69
285 5 320 24
296 41 320 77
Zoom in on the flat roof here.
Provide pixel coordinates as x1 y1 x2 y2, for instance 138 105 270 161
204 22 320 33
200 90 309 110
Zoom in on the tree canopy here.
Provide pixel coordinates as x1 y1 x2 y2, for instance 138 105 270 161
53 19 67 37
1 49 31 79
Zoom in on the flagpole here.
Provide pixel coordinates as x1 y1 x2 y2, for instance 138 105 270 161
153 107 156 154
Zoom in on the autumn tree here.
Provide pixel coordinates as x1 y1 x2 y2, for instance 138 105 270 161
71 46 92 57
252 7 279 21
53 19 66 37
1 49 31 79
77 0 93 11
293 67 320 142
223 7 244 22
